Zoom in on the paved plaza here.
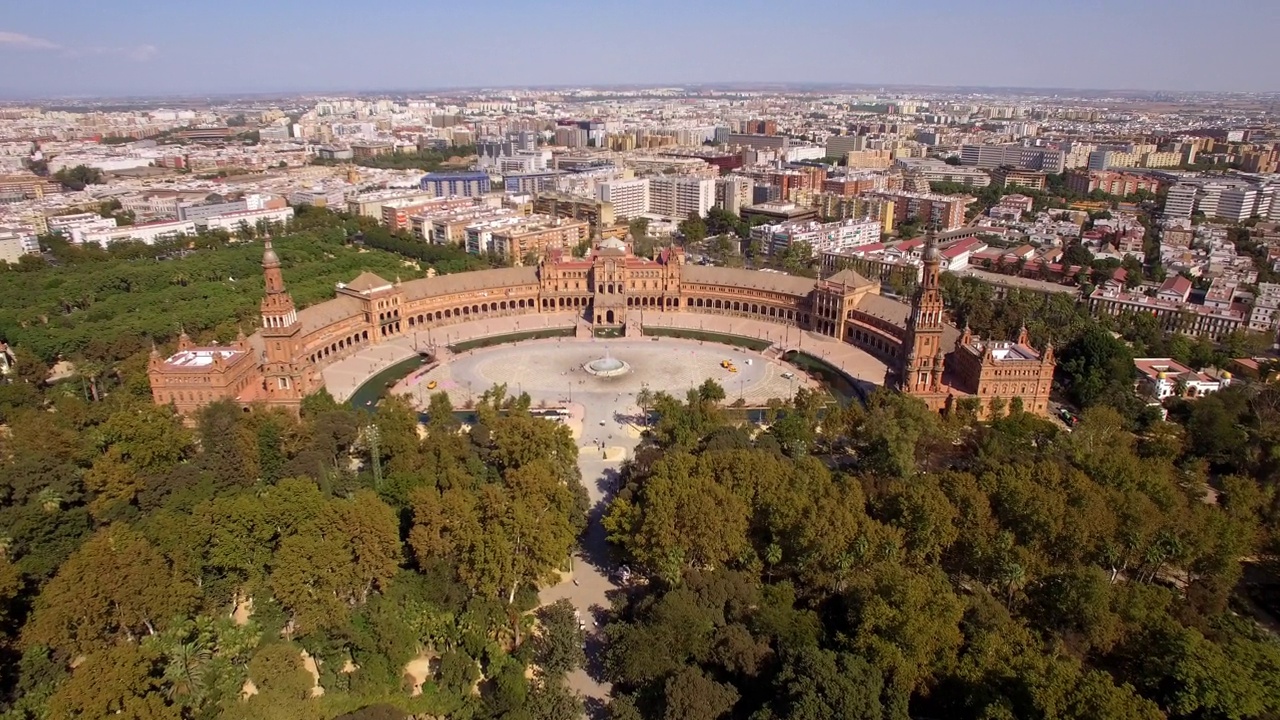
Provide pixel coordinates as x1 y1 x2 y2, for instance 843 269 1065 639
403 338 819 410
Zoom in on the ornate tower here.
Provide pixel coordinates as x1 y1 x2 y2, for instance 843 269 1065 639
899 232 946 396
259 240 308 407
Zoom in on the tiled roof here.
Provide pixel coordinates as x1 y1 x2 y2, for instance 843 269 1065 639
399 266 539 300
680 265 817 296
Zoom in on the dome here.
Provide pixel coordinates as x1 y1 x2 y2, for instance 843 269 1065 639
599 236 627 252
262 240 280 266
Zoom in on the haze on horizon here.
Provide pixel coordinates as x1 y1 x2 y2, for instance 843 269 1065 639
2 0 1278 98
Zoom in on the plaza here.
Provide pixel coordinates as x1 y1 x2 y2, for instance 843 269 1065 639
402 337 820 410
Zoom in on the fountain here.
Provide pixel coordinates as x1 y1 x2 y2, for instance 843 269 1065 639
583 347 630 377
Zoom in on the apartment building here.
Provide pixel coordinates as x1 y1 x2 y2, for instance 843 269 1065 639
960 144 1065 173
648 176 715 219
532 192 616 237
198 207 295 235
991 167 1047 190
490 218 592 264
348 190 435 218
1066 170 1165 196
715 176 753 216
821 173 884 197
875 191 967 231
1249 282 1280 340
79 219 199 247
1164 184 1198 219
0 226 39 265
379 197 475 232
1088 284 1244 339
751 217 882 256
419 171 491 198
413 207 514 245
597 178 650 219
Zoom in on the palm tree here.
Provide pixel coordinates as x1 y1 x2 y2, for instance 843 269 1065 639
163 639 213 704
36 487 63 514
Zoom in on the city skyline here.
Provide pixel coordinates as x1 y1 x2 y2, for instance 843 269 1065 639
3 0 1279 97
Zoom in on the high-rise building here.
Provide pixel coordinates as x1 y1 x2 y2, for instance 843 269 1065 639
649 176 715 219
597 178 650 219
1164 184 1197 219
960 144 1065 173
715 176 753 215
875 191 967 231
1218 186 1259 223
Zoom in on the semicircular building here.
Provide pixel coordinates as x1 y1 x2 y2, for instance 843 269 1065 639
149 233 1053 419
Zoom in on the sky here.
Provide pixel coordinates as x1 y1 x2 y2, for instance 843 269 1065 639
1 0 1278 98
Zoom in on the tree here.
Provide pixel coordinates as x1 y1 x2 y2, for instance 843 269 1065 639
46 643 181 720
23 525 196 657
1058 325 1135 409
697 378 726 404
535 599 586 677
663 667 739 720
678 212 707 245
764 648 886 720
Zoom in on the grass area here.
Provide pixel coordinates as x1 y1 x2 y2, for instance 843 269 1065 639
447 327 575 353
643 326 772 351
0 234 414 363
593 326 624 338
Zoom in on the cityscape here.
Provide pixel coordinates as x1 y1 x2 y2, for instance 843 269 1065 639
4 6 1280 719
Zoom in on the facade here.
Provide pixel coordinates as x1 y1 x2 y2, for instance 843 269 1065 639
597 178 650 219
1066 170 1165 197
80 219 198 247
751 218 882 257
895 237 1055 417
649 176 715 219
150 234 1053 420
532 192 617 237
420 172 491 198
715 176 754 215
990 167 1047 190
960 144 1065 173
875 191 967 231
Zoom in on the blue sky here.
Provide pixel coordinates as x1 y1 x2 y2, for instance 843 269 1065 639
1 0 1277 97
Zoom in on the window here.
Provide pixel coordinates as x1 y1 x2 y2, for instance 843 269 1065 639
278 377 290 390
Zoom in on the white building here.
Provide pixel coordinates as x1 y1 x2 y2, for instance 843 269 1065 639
79 220 198 247
715 176 753 215
1134 358 1231 400
0 226 39 265
648 176 715 219
752 218 882 256
1164 184 1197 219
197 207 295 235
597 178 650 219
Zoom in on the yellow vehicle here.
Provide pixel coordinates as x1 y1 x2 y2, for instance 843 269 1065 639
728 366 738 373
426 380 438 390
720 360 731 368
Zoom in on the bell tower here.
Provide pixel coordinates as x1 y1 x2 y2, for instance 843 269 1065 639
899 232 946 395
259 239 308 407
